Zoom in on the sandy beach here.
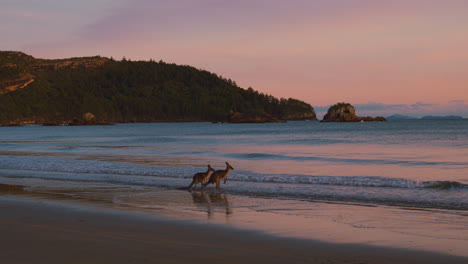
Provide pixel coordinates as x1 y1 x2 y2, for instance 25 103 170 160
1 195 466 264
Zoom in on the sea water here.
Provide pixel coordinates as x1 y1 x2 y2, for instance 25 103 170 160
1 120 467 210
1 120 467 255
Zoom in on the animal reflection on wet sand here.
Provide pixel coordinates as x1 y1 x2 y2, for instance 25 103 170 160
190 190 232 217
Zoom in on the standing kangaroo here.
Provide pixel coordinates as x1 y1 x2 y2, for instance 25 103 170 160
188 165 215 190
203 162 234 190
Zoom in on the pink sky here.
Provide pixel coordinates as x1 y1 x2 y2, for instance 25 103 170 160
1 0 467 117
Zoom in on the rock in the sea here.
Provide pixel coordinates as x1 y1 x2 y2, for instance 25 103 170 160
321 103 386 122
322 103 360 122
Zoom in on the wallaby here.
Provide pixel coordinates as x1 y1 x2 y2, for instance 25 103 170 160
188 165 215 190
203 162 234 190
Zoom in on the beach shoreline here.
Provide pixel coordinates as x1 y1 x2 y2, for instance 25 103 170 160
1 195 467 264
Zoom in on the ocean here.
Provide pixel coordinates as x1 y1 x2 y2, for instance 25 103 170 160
1 120 467 255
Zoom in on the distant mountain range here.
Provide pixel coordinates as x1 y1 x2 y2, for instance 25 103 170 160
386 114 418 120
387 114 464 120
421 115 463 120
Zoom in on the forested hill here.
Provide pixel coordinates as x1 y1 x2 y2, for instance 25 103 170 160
0 51 317 123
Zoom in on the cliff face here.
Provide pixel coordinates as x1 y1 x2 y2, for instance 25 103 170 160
0 51 108 94
0 74 34 94
322 103 386 122
0 51 108 72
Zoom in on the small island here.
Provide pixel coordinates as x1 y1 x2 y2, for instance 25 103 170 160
321 103 386 122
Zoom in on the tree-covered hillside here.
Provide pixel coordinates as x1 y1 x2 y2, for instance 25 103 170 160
0 51 317 123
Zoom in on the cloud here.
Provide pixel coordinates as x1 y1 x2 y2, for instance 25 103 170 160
449 100 465 103
355 102 407 111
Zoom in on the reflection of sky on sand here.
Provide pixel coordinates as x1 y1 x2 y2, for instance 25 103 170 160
2 182 467 257
56 186 468 256
142 190 467 257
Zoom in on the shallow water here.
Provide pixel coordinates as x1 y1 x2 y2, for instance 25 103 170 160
1 120 467 255
1 120 467 209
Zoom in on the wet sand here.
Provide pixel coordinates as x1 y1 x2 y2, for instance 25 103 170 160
1 196 466 264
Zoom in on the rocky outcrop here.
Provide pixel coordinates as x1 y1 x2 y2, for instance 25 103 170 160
42 122 64 126
0 53 108 95
228 111 278 123
68 113 96 126
0 74 35 94
321 103 386 122
280 112 318 121
83 112 97 125
322 103 360 122
67 113 113 126
1 122 23 127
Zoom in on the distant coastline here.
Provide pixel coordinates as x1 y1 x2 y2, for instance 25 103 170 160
386 114 464 120
421 115 464 120
0 51 316 124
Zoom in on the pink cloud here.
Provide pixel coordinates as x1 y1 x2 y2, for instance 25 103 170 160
20 0 468 111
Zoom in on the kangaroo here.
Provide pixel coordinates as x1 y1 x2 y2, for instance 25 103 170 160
203 162 234 190
188 165 215 190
